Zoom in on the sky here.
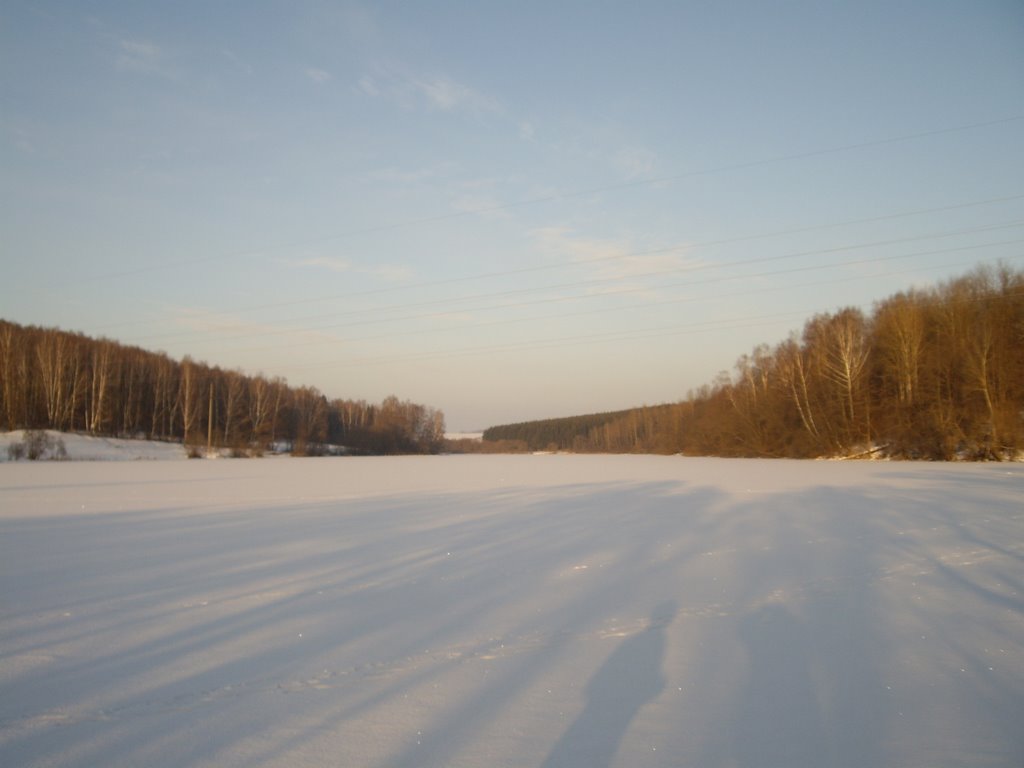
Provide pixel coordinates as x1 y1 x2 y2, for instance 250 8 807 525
2 1 1023 432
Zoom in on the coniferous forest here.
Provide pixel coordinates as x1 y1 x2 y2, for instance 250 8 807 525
483 264 1024 459
0 322 445 455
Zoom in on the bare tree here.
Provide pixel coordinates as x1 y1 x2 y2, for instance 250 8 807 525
221 369 248 447
874 292 924 408
0 321 30 429
248 375 274 446
179 356 203 446
290 385 327 454
88 340 117 434
775 335 821 447
35 329 82 431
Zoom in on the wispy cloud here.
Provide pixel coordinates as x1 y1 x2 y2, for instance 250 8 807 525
116 38 176 78
366 264 415 282
295 257 414 282
357 66 499 114
414 75 498 112
298 257 351 273
221 49 252 75
533 226 630 266
169 307 342 347
305 67 332 84
450 193 512 220
5 125 35 154
367 165 440 184
357 75 380 97
532 227 698 287
613 146 658 178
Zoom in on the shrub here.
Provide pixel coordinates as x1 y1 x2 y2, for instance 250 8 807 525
11 431 68 461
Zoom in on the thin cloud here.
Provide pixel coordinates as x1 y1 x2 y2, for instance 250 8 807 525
357 65 499 114
222 49 253 75
532 226 698 284
450 193 513 220
116 38 175 78
296 257 414 282
413 75 499 113
533 226 630 265
306 67 332 84
367 165 439 184
365 264 415 282
357 76 380 97
614 146 658 178
298 257 351 274
169 307 342 346
6 125 35 154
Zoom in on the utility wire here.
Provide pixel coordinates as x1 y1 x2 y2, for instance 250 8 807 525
127 218 1024 346
57 115 1024 290
168 192 1024 328
238 246 1024 371
228 252 1024 356
301 283 1024 371
92 192 1024 336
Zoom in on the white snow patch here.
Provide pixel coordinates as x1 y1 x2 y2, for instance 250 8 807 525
445 432 483 441
0 430 188 462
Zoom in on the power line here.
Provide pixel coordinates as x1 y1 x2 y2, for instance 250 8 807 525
78 191 1024 339
229 252 1024 356
56 115 1024 290
302 281 1024 371
238 249 1024 371
151 191 1024 326
77 193 1024 348
125 218 1024 347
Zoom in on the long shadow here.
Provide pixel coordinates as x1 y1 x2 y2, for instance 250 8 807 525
4 458 1023 767
339 480 721 768
0 476 711 768
689 484 892 768
732 604 825 768
540 602 672 768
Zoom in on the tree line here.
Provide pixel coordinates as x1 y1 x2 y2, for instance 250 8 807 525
482 264 1024 459
482 409 635 451
0 321 445 455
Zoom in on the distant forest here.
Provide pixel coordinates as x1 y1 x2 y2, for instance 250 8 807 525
0 321 445 455
483 264 1024 460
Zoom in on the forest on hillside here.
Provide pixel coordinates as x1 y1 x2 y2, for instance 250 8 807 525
0 322 445 455
483 264 1024 460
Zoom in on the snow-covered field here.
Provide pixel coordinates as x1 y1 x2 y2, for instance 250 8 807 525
1 455 1022 768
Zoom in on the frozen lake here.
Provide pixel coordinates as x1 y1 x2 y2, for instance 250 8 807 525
1 455 1022 767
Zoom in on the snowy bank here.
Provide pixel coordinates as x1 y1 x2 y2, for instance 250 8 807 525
0 430 188 462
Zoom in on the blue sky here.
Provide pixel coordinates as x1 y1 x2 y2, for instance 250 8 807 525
2 1 1023 431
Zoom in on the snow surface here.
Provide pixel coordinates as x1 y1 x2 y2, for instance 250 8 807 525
445 432 484 442
1 455 1022 767
0 431 188 462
